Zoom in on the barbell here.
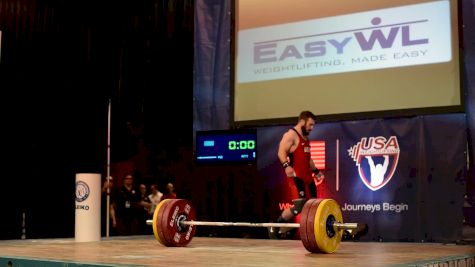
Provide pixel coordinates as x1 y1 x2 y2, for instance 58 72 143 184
146 198 367 253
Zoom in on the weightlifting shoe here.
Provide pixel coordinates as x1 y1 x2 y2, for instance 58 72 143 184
281 228 296 239
268 224 281 239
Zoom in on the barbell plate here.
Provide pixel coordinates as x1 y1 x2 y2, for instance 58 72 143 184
300 198 322 253
314 198 343 253
299 198 315 252
152 199 172 246
157 199 179 246
158 199 197 247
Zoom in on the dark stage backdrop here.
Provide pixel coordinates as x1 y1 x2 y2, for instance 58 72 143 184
0 0 193 239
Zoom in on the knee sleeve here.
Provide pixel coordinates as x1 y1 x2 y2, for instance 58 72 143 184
290 198 307 215
293 177 306 198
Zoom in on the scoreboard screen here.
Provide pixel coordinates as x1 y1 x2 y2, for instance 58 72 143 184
195 129 257 165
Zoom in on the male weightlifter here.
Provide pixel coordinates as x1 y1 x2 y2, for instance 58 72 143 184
269 110 324 239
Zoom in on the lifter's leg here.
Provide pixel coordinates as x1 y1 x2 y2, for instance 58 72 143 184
269 198 307 239
269 178 307 239
276 197 307 222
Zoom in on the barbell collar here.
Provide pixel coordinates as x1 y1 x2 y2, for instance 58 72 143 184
333 222 360 230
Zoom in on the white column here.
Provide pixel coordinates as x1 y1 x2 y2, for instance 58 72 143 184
75 173 101 242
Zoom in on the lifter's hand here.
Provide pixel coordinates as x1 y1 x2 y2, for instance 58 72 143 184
285 166 296 178
315 172 325 182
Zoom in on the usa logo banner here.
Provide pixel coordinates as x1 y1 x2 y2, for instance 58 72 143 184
348 136 400 191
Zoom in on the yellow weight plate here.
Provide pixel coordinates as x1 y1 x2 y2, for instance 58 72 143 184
313 198 343 253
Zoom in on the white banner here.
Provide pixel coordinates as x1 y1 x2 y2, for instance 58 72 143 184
75 173 101 242
237 0 451 83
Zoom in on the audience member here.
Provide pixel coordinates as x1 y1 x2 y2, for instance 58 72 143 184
162 182 177 200
148 184 163 215
137 183 152 234
113 173 141 236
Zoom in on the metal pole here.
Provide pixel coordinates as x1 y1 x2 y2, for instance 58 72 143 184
106 99 112 238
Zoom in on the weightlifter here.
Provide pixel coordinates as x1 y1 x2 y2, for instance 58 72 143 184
269 110 325 239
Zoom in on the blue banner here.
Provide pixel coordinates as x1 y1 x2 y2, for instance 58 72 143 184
259 114 467 242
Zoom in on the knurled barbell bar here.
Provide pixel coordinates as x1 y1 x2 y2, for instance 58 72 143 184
146 198 367 253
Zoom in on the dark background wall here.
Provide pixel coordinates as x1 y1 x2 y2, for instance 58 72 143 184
0 0 193 239
0 0 474 241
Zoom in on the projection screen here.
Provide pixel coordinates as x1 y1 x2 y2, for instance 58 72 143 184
232 0 461 125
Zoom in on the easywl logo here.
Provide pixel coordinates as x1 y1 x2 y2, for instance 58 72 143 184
237 1 451 83
253 16 428 64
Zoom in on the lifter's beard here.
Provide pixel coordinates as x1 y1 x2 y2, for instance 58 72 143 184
301 125 310 136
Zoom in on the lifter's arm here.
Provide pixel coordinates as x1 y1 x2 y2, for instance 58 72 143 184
310 158 324 181
278 130 297 178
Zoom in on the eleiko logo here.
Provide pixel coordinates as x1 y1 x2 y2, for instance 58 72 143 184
348 136 400 191
75 181 90 202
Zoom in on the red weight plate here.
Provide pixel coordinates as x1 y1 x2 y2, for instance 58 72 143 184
158 199 197 247
156 199 174 247
153 199 171 246
299 198 315 252
305 198 324 253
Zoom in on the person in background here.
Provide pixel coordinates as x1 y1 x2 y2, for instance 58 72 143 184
148 184 163 216
162 182 177 200
113 173 141 236
137 183 151 234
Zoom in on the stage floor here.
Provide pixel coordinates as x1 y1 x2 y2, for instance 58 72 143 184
0 236 474 267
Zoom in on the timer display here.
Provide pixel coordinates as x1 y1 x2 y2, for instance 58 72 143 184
228 140 255 150
195 129 257 164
